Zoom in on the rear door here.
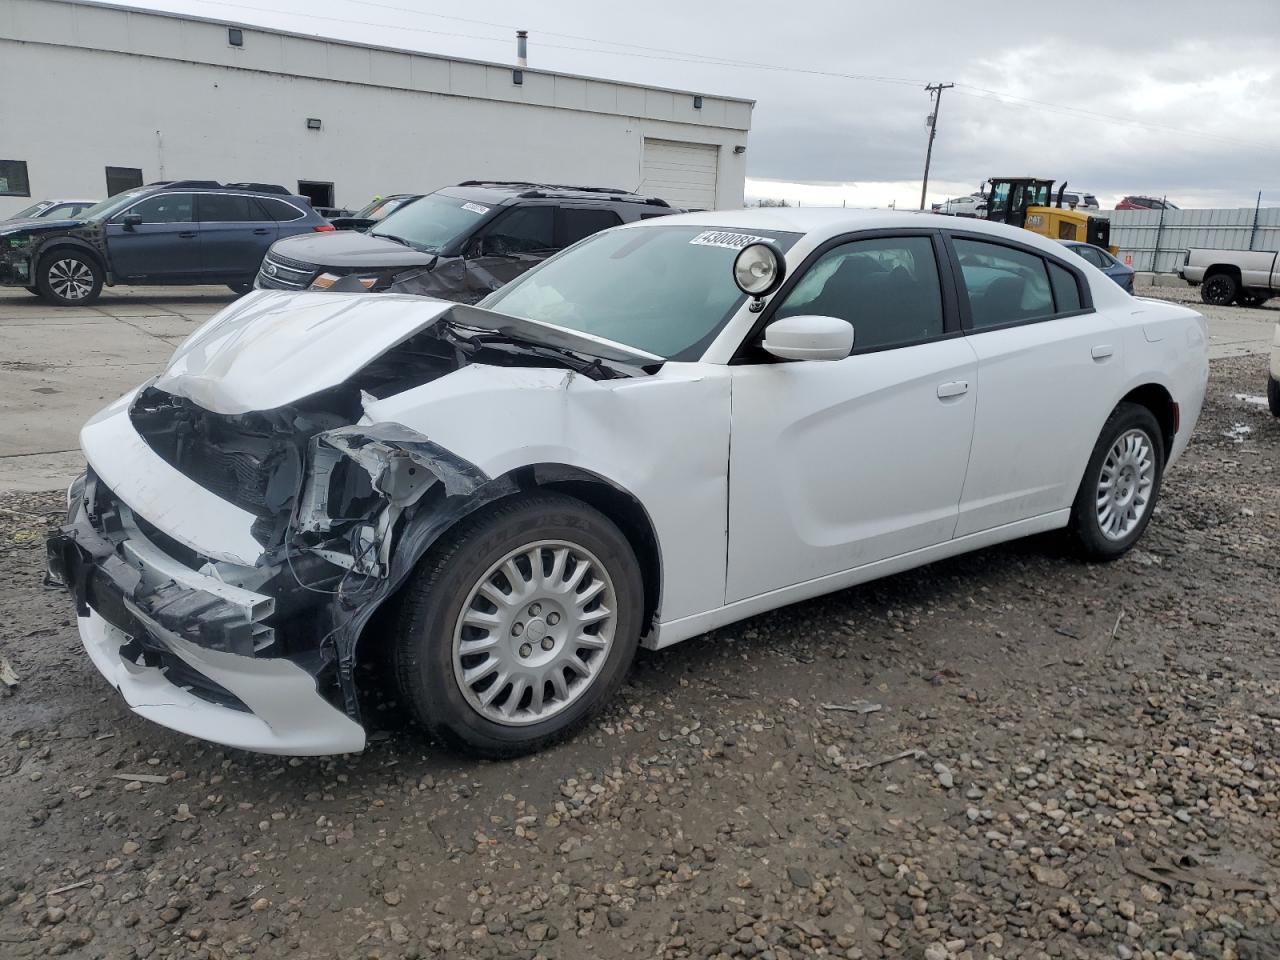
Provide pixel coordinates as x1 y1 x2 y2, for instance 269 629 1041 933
104 192 198 280
947 233 1122 535
558 206 623 246
196 193 278 278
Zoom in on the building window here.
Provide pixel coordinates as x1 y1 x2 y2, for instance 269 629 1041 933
105 166 144 197
0 160 31 197
228 27 243 47
297 181 335 208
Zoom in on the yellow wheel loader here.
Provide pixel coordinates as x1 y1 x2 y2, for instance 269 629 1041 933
982 178 1116 254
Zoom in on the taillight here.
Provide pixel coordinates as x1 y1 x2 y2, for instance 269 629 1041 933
313 224 336 233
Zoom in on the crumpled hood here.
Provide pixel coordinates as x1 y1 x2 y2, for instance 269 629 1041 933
156 290 455 414
0 216 88 236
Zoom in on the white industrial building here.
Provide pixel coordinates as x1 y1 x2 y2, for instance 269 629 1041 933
0 0 753 218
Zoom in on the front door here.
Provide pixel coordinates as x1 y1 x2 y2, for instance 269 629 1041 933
196 193 278 278
104 192 198 281
464 205 558 301
726 233 979 603
946 233 1122 536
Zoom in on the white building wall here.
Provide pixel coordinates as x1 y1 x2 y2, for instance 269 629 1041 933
0 0 752 217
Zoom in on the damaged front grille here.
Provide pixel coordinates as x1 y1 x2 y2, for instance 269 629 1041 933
128 387 354 525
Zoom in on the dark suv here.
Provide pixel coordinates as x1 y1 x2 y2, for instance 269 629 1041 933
256 181 675 301
0 181 333 305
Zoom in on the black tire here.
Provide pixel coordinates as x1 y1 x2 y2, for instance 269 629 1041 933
1268 375 1280 418
1237 291 1269 308
392 491 643 758
35 249 103 306
1201 272 1237 306
24 285 39 296
228 282 253 296
1070 402 1165 561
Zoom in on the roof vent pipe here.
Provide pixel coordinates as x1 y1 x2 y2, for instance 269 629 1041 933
516 30 528 67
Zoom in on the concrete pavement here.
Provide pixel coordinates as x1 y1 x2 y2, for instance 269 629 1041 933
1 283 1276 492
0 285 235 491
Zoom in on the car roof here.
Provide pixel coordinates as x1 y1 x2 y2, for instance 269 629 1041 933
623 207 1098 258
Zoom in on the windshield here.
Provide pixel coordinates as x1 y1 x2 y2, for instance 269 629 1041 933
12 201 50 218
370 193 490 252
354 195 416 221
78 190 149 222
483 225 801 361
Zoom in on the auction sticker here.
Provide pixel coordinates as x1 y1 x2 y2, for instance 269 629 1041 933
689 231 769 249
461 202 490 215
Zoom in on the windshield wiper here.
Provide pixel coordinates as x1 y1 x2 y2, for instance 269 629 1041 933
372 233 413 248
438 320 642 380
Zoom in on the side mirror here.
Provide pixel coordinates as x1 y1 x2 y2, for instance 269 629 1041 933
762 315 853 362
122 213 143 231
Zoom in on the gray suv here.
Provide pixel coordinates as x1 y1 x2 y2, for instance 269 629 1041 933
256 181 676 302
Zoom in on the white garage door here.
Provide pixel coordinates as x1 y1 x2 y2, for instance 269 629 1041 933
639 138 720 210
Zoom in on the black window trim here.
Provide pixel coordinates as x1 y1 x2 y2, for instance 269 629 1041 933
555 204 625 248
730 227 963 364
940 229 1095 335
0 159 31 198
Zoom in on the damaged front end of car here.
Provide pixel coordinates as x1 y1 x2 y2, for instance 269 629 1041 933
45 294 657 754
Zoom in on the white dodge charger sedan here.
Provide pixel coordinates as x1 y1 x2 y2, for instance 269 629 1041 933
47 209 1209 757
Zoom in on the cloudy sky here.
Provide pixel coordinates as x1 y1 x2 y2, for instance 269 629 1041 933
123 0 1280 208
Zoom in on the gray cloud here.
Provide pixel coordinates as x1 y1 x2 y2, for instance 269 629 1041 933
128 0 1280 206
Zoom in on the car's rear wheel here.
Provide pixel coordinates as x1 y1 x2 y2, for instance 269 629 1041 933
392 492 643 758
1268 375 1280 417
1238 291 1270 307
1070 402 1165 560
36 250 103 306
1201 272 1237 306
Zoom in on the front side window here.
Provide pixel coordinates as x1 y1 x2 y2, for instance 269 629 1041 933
953 238 1054 328
774 235 945 352
0 160 31 197
483 206 556 254
120 193 194 223
484 224 800 360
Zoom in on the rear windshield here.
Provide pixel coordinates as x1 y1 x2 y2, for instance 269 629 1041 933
484 225 801 361
370 193 491 253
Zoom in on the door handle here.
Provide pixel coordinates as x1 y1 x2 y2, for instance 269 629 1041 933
937 380 969 399
252 228 270 235
1091 344 1115 360
178 231 197 239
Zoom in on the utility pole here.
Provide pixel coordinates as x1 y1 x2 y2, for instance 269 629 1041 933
919 82 953 210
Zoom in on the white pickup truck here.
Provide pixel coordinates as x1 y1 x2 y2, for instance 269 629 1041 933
1179 248 1278 307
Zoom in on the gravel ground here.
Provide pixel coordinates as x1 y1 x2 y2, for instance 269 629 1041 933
1 354 1278 960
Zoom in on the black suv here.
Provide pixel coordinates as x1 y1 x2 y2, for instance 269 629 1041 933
0 181 333 305
256 181 675 302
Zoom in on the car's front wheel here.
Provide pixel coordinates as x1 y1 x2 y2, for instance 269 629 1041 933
393 492 643 758
36 250 103 306
1200 272 1238 306
1070 402 1165 560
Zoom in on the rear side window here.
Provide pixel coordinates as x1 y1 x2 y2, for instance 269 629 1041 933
953 238 1054 328
1047 261 1082 312
256 197 305 222
560 208 623 246
775 235 944 352
122 193 194 223
197 193 270 222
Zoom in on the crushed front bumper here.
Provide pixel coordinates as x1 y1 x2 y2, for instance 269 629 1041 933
48 474 366 756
